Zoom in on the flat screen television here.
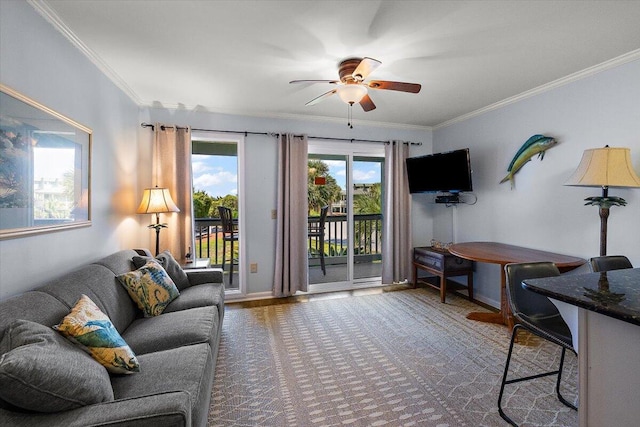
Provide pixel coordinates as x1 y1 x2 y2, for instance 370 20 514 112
406 148 473 194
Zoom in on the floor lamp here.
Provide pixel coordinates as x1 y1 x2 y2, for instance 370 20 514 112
565 146 640 256
137 186 180 256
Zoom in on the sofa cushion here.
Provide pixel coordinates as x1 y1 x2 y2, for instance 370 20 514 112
122 306 218 355
38 264 137 334
132 250 190 291
0 291 69 340
117 260 180 317
164 283 224 314
110 343 214 427
92 249 142 276
0 319 114 412
53 295 140 374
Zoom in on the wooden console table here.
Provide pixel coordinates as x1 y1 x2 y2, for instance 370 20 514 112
413 246 474 303
448 242 586 329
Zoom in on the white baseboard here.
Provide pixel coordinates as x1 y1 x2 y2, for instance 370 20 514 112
225 291 273 302
472 294 499 310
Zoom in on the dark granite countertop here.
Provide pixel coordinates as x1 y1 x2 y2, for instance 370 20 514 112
523 268 640 327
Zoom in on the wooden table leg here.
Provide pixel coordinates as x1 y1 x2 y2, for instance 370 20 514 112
412 263 417 288
466 263 513 328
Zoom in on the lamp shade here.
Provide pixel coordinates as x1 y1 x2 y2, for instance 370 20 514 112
136 187 180 214
565 147 640 188
336 84 368 104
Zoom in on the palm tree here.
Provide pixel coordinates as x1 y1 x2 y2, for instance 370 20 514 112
307 160 341 214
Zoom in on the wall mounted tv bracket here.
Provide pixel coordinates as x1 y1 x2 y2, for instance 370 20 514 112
435 193 460 204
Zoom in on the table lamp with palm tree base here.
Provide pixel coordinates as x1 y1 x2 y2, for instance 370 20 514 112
137 186 180 256
565 146 640 256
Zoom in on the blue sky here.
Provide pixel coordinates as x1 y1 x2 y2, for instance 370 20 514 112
191 155 381 197
322 159 382 190
192 154 237 198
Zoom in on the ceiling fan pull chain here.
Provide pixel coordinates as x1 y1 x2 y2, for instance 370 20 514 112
348 102 354 129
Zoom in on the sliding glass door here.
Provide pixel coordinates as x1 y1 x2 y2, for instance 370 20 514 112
191 133 245 295
308 142 384 291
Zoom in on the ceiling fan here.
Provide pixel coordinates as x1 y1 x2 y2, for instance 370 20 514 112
290 57 421 127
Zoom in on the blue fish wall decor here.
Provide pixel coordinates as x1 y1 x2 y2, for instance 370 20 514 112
499 134 557 189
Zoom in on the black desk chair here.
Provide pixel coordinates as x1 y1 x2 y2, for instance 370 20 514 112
498 262 577 426
218 206 238 286
308 205 329 275
589 255 633 272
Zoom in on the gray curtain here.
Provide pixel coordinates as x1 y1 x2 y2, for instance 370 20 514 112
274 133 309 297
382 141 412 284
154 124 194 263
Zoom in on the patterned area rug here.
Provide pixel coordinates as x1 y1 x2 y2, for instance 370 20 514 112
208 288 577 426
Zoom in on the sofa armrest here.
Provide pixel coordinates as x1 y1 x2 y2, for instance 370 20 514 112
186 268 224 286
0 391 191 427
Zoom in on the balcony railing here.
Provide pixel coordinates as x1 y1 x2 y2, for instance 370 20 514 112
194 214 383 268
307 213 382 266
193 218 230 267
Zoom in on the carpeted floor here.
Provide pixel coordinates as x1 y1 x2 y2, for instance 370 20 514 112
208 288 578 427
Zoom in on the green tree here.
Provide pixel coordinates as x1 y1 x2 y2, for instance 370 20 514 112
192 190 239 218
353 183 381 214
210 194 238 218
308 160 342 214
193 190 213 218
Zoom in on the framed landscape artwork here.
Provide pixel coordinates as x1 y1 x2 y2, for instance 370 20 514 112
0 84 92 239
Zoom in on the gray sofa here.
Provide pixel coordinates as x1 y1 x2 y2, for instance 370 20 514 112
0 249 224 427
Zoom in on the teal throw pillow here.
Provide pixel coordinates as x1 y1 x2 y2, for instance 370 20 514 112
53 294 140 375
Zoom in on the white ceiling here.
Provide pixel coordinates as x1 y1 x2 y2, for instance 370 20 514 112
36 0 640 129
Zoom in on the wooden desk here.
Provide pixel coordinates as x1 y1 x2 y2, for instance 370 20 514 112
448 242 586 329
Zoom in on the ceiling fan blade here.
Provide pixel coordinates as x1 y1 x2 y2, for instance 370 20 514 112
352 57 381 81
359 94 376 112
305 89 337 106
367 80 421 93
290 79 339 84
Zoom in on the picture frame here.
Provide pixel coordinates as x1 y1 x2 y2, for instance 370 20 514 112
0 84 92 239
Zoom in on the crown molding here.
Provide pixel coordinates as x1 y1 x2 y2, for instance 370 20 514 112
434 49 640 130
145 103 433 132
28 0 142 105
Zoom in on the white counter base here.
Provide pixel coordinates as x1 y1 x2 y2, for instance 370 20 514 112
578 309 640 427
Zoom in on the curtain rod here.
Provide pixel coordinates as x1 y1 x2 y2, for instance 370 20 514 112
140 122 422 146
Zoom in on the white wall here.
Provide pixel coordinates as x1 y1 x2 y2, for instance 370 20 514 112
433 59 640 307
0 1 143 299
146 108 432 296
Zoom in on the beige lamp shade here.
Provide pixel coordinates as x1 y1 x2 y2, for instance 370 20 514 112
136 187 180 214
565 147 640 188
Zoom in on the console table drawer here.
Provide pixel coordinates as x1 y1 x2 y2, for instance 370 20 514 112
413 247 472 272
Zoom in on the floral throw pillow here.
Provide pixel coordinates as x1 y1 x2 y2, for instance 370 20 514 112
53 294 140 375
132 250 189 290
117 260 180 317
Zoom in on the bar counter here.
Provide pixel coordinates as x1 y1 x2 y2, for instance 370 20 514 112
522 267 640 427
523 267 640 326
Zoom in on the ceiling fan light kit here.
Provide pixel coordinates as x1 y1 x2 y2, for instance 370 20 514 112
336 84 368 104
290 57 421 128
